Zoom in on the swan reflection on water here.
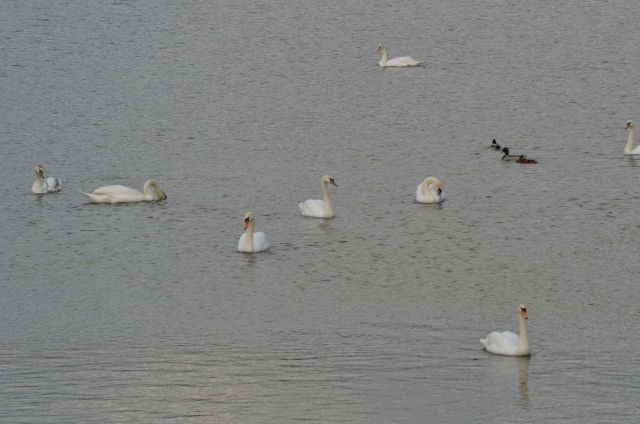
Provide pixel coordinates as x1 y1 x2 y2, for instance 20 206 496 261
484 354 531 412
517 356 530 408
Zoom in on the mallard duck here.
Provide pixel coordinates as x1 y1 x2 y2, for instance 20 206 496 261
516 155 538 164
501 147 520 161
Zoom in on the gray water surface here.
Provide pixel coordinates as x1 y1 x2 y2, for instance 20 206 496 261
2 0 640 422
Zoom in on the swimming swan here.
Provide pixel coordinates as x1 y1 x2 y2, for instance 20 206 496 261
624 120 640 155
237 211 271 253
32 164 62 194
377 44 422 67
82 180 167 203
480 304 531 356
298 175 338 218
416 177 443 203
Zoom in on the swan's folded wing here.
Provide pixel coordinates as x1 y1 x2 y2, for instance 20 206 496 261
93 185 138 196
298 199 324 216
500 331 519 344
386 56 421 66
484 331 519 355
253 232 271 252
44 176 62 192
82 191 114 203
89 185 145 202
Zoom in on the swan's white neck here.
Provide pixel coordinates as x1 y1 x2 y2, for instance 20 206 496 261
518 315 530 355
379 48 388 66
625 125 636 155
32 175 43 193
321 180 333 216
143 181 154 200
143 181 158 200
242 220 254 252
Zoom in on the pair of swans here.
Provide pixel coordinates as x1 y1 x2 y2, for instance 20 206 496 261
31 163 167 203
377 44 422 67
238 175 339 253
32 164 62 194
481 304 531 356
82 180 167 203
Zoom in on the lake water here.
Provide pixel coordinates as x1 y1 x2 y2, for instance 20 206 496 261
1 0 640 422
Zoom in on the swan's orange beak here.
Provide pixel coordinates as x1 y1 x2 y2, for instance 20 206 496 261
243 218 250 230
329 179 338 187
520 310 528 320
625 122 631 129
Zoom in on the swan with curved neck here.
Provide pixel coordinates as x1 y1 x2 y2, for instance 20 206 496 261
32 164 62 194
416 176 442 203
377 44 422 67
298 175 338 218
624 120 640 155
237 211 271 253
82 179 167 203
480 304 531 356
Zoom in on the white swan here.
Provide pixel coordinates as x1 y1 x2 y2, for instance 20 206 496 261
237 211 271 253
480 304 531 356
624 120 640 155
298 175 338 218
377 44 422 67
416 177 442 203
82 179 167 203
32 164 62 194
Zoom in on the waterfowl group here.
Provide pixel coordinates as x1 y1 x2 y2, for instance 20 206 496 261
29 40 640 360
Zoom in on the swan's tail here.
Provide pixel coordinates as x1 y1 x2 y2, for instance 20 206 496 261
80 191 94 201
479 338 488 348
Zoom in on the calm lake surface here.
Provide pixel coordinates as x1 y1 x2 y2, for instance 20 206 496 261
1 0 640 422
